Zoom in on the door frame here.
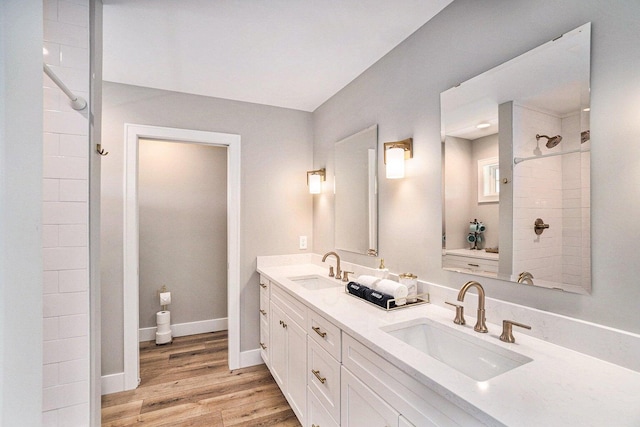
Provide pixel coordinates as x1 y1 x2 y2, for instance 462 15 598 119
123 123 241 390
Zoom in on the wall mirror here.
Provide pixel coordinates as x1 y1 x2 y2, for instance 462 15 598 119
441 23 591 294
335 124 378 256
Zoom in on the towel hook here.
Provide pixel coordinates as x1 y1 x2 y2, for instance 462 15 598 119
96 144 109 156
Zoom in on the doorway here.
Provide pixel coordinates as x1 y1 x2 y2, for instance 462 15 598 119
123 124 241 390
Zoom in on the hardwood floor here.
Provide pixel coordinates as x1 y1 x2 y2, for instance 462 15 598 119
101 331 301 426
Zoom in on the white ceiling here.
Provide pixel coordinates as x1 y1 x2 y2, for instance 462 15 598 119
102 0 453 112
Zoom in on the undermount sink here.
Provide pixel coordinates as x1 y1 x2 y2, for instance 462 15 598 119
288 274 343 291
381 318 532 381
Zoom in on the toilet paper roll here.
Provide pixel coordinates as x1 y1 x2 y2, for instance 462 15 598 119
156 330 172 344
374 279 408 306
156 310 170 325
157 323 171 334
159 292 172 306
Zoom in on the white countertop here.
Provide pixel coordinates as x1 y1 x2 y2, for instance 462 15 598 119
258 262 640 427
445 248 499 261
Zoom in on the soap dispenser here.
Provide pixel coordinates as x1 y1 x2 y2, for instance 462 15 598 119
374 258 389 279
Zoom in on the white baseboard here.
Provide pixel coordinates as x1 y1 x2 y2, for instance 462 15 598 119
239 348 263 368
139 317 228 342
101 373 125 395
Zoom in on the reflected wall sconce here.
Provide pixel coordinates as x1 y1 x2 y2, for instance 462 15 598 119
384 138 413 179
307 168 326 194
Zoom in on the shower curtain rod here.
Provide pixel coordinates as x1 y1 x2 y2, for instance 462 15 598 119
514 147 590 165
43 63 87 111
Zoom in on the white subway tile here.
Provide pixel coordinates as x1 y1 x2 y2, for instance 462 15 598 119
59 269 87 292
58 403 89 427
61 381 88 406
43 363 59 388
43 225 59 248
42 409 59 427
44 133 60 156
59 179 88 202
59 314 87 338
43 336 88 364
43 385 63 411
59 134 87 157
43 247 88 271
60 45 88 70
44 87 61 111
44 20 88 48
44 0 59 21
59 359 88 384
58 1 88 27
43 111 88 136
43 317 60 341
43 202 87 225
58 224 87 247
44 271 60 294
45 65 89 93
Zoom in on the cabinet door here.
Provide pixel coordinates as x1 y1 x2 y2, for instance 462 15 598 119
341 367 398 427
260 316 269 366
286 317 307 426
269 300 287 389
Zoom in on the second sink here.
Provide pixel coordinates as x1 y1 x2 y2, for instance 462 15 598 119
381 317 532 381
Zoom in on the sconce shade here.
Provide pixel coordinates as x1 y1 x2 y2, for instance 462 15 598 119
385 147 405 179
384 138 413 179
307 168 326 194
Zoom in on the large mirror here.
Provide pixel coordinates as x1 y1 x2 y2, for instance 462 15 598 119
335 125 378 255
441 23 591 294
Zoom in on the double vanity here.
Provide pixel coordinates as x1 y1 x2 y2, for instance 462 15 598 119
257 254 640 427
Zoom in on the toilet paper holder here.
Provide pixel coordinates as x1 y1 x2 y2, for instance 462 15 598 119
158 285 171 311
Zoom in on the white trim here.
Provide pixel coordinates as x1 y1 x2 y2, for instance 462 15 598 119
101 373 125 395
138 318 228 342
239 348 264 369
123 124 241 391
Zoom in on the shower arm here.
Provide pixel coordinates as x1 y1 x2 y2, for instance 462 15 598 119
514 148 590 165
43 63 87 110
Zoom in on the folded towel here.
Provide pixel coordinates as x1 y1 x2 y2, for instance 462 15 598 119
364 288 396 309
346 282 369 299
356 275 381 288
374 279 408 306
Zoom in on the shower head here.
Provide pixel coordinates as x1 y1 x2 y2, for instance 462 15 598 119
536 134 562 149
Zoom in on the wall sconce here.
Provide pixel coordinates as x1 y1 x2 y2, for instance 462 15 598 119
307 168 326 194
384 138 413 179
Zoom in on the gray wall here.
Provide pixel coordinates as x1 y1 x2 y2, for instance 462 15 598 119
313 0 640 333
101 82 313 374
0 0 44 424
138 139 227 328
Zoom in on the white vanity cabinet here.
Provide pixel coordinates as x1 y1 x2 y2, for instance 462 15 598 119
269 285 307 425
341 366 400 427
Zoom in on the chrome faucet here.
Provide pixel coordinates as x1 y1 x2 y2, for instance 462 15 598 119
322 251 342 280
457 280 488 333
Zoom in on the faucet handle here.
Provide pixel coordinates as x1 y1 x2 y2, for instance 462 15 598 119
342 271 354 282
500 320 531 343
445 301 466 325
328 266 334 277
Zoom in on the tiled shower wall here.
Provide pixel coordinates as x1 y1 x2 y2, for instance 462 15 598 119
42 0 91 425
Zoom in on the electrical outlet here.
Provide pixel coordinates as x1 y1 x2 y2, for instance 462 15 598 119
299 235 308 250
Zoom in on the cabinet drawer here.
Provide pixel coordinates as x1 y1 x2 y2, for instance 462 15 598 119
308 338 340 423
308 386 340 427
341 366 399 427
260 316 269 366
308 309 341 362
259 289 269 321
271 285 307 328
259 276 270 297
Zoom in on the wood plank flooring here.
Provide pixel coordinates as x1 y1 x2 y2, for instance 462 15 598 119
102 331 301 426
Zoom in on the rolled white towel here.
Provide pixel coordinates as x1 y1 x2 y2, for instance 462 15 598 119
356 275 381 288
374 279 408 306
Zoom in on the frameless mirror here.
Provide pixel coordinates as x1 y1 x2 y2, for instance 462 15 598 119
335 125 378 256
441 23 591 294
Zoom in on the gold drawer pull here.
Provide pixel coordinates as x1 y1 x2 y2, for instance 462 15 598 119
279 320 287 328
259 309 267 316
312 425 320 427
312 369 326 384
312 326 327 338
259 342 267 350
260 283 267 289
